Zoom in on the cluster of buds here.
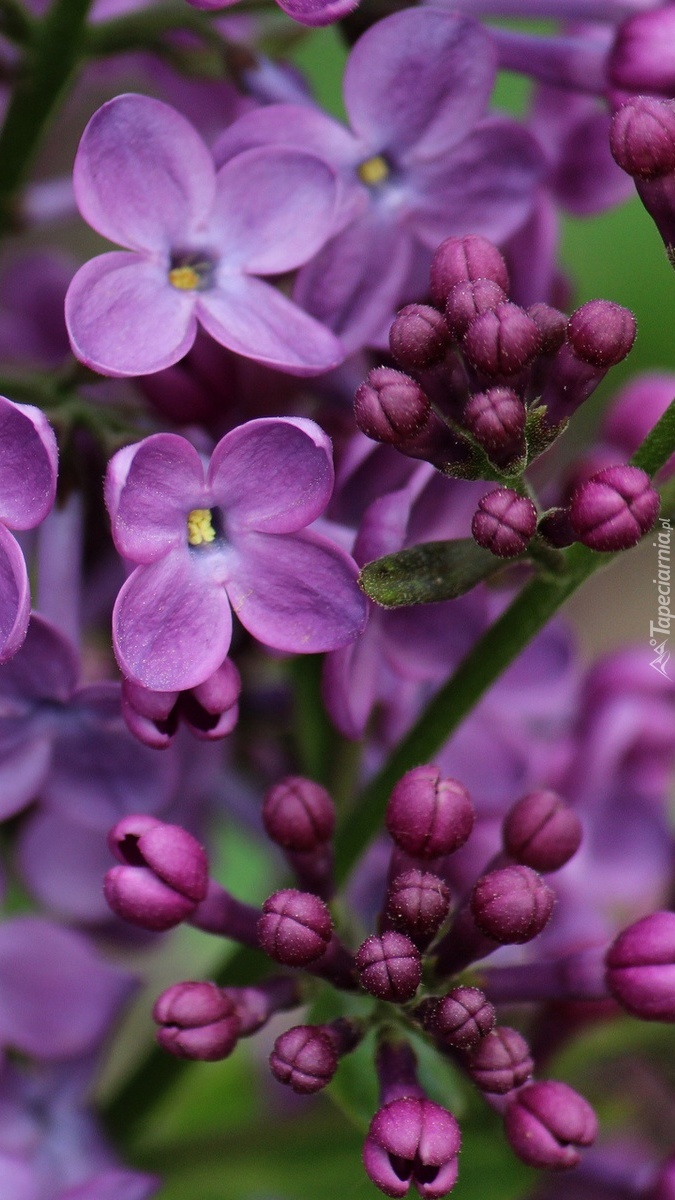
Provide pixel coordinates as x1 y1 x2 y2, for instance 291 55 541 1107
355 235 660 560
103 771 675 1197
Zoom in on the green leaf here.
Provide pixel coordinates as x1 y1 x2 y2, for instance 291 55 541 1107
630 396 675 475
359 539 508 608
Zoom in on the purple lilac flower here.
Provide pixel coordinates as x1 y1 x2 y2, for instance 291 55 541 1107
186 0 358 29
65 93 344 377
106 416 367 691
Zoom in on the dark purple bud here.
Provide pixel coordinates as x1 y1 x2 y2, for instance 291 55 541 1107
422 986 496 1050
385 869 451 947
445 278 506 340
269 1024 338 1093
567 300 636 370
609 9 675 98
465 1026 534 1094
606 911 675 1021
104 816 208 931
471 489 537 558
430 234 509 307
463 303 541 378
257 888 332 967
538 507 576 549
502 791 582 873
355 367 431 444
610 96 675 181
386 766 474 860
463 387 526 468
263 776 335 852
471 865 555 944
504 1081 598 1169
363 1096 461 1199
527 303 568 354
390 304 449 370
153 981 239 1061
356 931 422 1003
570 465 660 552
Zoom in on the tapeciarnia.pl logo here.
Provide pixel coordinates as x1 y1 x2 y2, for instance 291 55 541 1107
650 517 672 678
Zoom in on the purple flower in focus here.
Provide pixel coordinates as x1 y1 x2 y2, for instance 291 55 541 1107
65 94 343 377
106 417 367 690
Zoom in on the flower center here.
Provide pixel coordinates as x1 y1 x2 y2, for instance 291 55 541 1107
187 508 216 546
169 251 215 292
357 155 390 187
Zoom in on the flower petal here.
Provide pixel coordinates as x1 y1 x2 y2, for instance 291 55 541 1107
106 434 206 563
66 252 198 377
275 0 358 26
0 398 57 529
0 525 30 663
208 417 334 533
73 93 216 252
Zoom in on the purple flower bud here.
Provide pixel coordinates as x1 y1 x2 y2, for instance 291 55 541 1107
430 234 509 307
606 911 675 1021
503 1081 598 1169
385 870 451 947
569 465 660 552
567 301 636 369
356 931 422 1003
462 303 541 378
386 766 474 860
269 1023 339 1093
609 8 675 98
471 489 537 558
537 507 576 549
153 981 239 1061
422 986 496 1050
502 790 582 873
263 776 335 852
445 278 506 340
527 303 568 355
104 816 209 931
465 1026 533 1094
354 367 431 444
462 387 526 468
471 865 555 945
257 888 333 967
390 304 449 370
363 1096 461 1199
610 97 675 181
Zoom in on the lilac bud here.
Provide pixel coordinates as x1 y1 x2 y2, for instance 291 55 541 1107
465 1026 534 1094
463 303 541 378
153 981 239 1061
104 816 208 931
538 507 576 549
356 931 422 1003
385 870 451 947
386 766 474 860
502 791 582 873
471 865 555 944
609 9 675 98
606 911 675 1021
471 489 537 558
504 1081 598 1169
527 303 568 354
390 304 449 370
269 1024 338 1093
567 300 636 369
445 278 506 340
422 987 496 1050
257 888 332 967
430 234 509 307
569 465 660 552
610 97 675 181
354 367 431 444
363 1096 461 1199
262 776 335 853
463 387 526 467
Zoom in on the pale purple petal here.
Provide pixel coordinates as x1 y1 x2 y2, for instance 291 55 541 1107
197 276 343 376
344 10 496 159
73 93 216 252
0 615 78 706
0 917 135 1059
66 252 198 378
0 739 52 821
113 552 233 690
107 434 206 564
210 148 339 273
19 813 116 923
0 1157 36 1200
213 103 359 174
0 525 31 663
322 624 382 739
208 417 334 533
0 398 57 530
276 0 358 26
226 529 367 652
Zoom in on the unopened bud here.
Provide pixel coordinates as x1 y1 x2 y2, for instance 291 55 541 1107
258 888 332 967
104 816 208 931
269 1024 338 1093
463 303 541 377
445 278 506 340
503 790 582 873
356 931 422 1003
569 464 659 551
606 911 675 1021
463 386 526 467
610 96 675 181
385 869 451 947
386 766 474 859
354 367 431 444
471 865 555 944
430 234 509 307
567 300 636 369
263 776 335 852
422 986 496 1050
466 1026 534 1094
471 488 537 558
153 981 239 1061
504 1080 597 1169
390 304 449 370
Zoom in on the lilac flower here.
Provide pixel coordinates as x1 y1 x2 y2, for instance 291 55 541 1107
65 93 344 377
186 0 358 29
106 417 367 690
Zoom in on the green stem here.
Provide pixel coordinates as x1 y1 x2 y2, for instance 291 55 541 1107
0 0 33 44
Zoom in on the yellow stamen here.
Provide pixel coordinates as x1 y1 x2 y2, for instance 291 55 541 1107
187 508 216 546
357 155 389 187
169 265 201 291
